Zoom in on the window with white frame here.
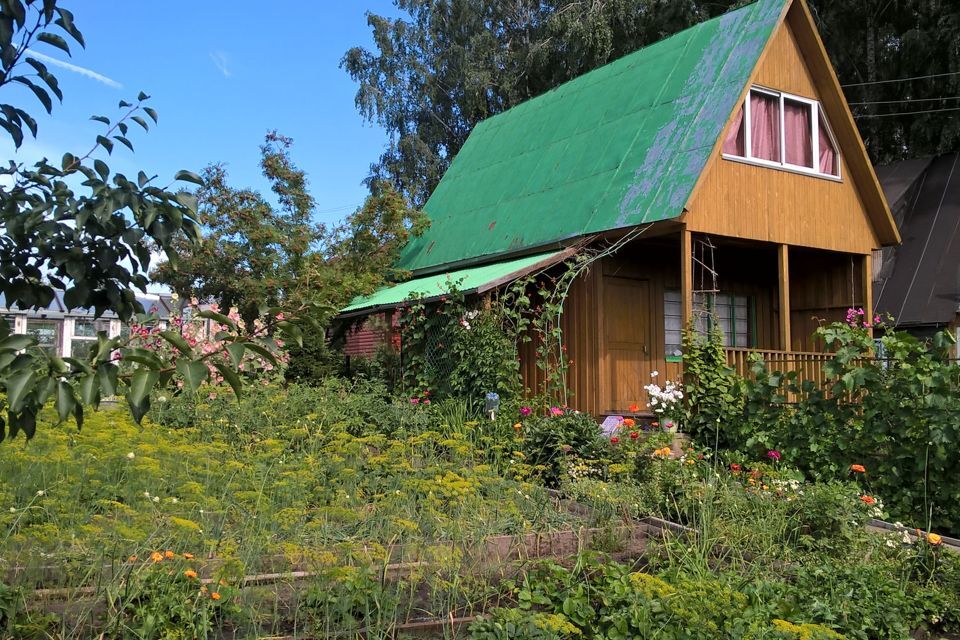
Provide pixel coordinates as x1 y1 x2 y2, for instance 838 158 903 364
722 86 840 178
70 318 112 360
664 290 753 352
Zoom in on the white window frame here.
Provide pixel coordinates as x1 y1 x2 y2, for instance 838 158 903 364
723 85 841 181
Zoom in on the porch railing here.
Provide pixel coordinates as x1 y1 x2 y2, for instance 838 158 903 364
664 348 834 399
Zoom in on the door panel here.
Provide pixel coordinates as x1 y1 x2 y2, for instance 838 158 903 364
603 276 651 412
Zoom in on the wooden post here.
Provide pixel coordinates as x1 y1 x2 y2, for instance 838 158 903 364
863 253 874 339
778 244 791 352
681 229 693 328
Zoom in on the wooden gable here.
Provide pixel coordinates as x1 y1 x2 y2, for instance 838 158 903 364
684 0 899 255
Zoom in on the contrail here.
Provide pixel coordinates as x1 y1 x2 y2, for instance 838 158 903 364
25 49 122 89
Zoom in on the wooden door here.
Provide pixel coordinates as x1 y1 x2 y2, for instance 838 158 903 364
603 276 652 412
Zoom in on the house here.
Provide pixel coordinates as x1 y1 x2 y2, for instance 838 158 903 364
341 0 900 416
0 291 176 359
873 154 960 353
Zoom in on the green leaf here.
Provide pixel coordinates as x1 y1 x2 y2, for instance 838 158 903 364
174 169 203 186
127 369 159 409
36 31 70 54
55 381 75 422
176 359 209 394
78 374 99 407
93 158 109 181
213 362 243 401
143 106 158 123
137 90 150 101
131 115 149 131
0 334 35 352
226 343 245 368
5 369 34 412
196 310 237 332
90 115 110 125
96 135 113 153
159 331 192 355
241 342 277 366
113 135 134 151
98 364 118 397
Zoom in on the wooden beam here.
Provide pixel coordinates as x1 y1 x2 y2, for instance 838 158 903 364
778 244 791 351
681 229 693 327
863 253 874 339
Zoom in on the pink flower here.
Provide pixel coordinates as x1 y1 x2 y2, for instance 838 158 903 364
423 398 431 405
410 398 420 405
767 450 781 461
549 406 564 417
519 406 532 417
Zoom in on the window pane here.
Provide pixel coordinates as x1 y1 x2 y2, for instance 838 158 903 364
784 99 813 168
664 290 682 355
26 320 59 355
71 339 97 361
750 91 781 161
722 104 746 156
818 112 839 176
73 319 111 337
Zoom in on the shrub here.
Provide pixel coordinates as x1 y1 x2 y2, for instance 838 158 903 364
520 409 608 487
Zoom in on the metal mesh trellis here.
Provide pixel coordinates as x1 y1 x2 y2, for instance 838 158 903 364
421 321 456 382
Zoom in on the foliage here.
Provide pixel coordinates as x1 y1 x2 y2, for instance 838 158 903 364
153 132 323 327
679 324 743 445
469 607 581 639
345 0 960 206
0 1 313 440
519 408 608 488
725 319 960 534
397 287 521 406
109 552 239 640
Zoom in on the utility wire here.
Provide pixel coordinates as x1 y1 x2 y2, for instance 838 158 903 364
848 96 960 106
853 106 960 118
842 70 960 88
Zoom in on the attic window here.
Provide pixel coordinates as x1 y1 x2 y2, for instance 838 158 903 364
723 87 840 179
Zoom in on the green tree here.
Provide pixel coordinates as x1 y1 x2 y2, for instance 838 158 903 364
153 131 324 327
0 0 308 439
346 0 960 205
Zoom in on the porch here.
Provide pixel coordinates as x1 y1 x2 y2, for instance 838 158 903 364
524 228 873 416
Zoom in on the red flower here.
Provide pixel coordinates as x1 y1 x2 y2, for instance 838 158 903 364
860 495 876 505
850 464 866 474
610 436 620 444
730 463 742 472
629 431 639 439
628 404 640 413
650 422 659 428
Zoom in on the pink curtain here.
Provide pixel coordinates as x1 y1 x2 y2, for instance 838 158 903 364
750 92 780 161
722 105 745 156
819 114 838 175
784 100 813 167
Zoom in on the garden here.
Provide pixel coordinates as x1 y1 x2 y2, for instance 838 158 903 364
2 305 960 639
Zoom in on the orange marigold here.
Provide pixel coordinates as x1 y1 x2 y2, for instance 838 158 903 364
150 551 164 563
860 495 876 505
164 550 175 559
850 464 866 473
623 418 636 428
184 569 198 579
628 404 640 413
183 552 194 559
211 592 222 601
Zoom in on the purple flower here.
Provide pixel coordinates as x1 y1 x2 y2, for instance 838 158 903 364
519 406 532 417
767 450 781 461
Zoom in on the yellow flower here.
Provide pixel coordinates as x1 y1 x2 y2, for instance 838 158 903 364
150 551 164 563
513 422 522 431
184 569 198 579
927 533 943 546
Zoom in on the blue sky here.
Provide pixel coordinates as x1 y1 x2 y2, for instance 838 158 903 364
5 1 400 227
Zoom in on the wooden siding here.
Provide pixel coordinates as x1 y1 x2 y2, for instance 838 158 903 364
789 248 866 351
684 19 880 255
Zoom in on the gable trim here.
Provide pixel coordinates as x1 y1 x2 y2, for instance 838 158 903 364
684 0 900 249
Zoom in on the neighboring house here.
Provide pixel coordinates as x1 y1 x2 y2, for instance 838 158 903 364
0 292 175 359
873 154 960 352
341 0 899 416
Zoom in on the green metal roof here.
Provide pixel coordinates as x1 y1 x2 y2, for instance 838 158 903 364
341 251 566 316
398 0 787 274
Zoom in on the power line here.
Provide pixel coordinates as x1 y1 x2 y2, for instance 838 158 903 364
842 70 960 88
848 96 960 106
853 106 960 118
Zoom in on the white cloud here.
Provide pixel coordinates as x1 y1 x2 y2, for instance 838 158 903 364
209 50 232 78
25 49 122 89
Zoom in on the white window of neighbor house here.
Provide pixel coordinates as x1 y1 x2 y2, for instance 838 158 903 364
664 290 683 357
667 290 752 349
723 86 840 179
69 318 112 360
